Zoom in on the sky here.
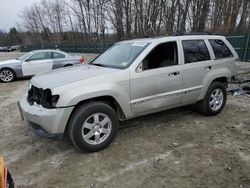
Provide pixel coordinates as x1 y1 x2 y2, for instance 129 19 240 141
0 0 38 32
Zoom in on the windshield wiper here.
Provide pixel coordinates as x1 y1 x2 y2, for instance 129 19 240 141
90 63 107 67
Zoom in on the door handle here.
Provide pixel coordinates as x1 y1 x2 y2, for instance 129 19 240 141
169 71 180 76
205 65 213 70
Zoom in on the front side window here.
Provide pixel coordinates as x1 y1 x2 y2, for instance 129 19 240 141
53 52 65 59
209 39 233 59
90 42 149 69
29 52 52 61
142 42 178 71
182 40 210 63
17 52 35 61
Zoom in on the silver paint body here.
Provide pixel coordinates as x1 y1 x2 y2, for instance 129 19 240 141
19 35 238 136
0 49 81 78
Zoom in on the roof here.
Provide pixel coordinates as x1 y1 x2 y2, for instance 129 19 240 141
29 49 71 56
32 49 65 53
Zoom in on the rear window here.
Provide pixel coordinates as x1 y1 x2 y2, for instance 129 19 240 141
209 39 233 59
182 40 211 63
53 52 65 59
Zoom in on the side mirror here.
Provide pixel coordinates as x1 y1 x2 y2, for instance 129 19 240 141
25 58 31 62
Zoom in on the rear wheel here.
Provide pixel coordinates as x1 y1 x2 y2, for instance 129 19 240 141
198 82 227 116
0 69 15 82
68 102 119 152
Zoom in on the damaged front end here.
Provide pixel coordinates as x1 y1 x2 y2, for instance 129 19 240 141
27 85 59 109
18 85 74 139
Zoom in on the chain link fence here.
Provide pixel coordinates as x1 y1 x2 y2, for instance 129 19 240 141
20 34 250 62
226 34 250 62
20 43 113 54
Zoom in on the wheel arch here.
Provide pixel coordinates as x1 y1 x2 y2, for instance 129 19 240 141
199 74 229 101
211 76 228 86
0 63 23 78
64 95 125 136
0 67 16 75
74 95 126 119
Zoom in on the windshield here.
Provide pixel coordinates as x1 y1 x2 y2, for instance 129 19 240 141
90 42 149 69
17 51 35 61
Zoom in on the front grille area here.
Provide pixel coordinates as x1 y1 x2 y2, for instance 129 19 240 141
27 85 52 107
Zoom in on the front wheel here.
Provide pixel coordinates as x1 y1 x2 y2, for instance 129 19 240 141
0 69 15 82
198 82 227 116
68 102 119 152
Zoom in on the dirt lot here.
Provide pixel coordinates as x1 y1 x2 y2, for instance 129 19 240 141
0 52 250 188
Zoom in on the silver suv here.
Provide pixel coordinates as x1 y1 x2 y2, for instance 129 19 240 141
19 35 238 152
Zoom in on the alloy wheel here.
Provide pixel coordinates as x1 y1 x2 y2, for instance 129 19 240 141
82 113 112 145
209 88 224 111
0 70 14 82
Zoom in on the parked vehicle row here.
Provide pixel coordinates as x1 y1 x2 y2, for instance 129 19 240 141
0 46 19 52
0 49 84 82
0 47 11 52
18 34 238 152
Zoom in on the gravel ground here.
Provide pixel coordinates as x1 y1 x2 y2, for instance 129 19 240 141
0 52 250 188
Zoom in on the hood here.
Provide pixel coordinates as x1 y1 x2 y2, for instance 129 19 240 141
0 59 21 65
31 64 121 89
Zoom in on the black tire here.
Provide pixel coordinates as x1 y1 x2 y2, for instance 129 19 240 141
64 64 72 67
68 102 119 152
198 82 227 116
7 170 14 188
0 68 15 83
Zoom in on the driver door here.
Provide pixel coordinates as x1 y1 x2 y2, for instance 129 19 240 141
22 52 53 76
130 41 182 115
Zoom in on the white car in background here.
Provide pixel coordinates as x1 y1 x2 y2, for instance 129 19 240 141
0 49 84 82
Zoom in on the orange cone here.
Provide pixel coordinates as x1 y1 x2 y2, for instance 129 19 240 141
0 157 5 188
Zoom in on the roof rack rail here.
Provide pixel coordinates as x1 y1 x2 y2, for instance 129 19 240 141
169 31 183 36
169 31 212 36
184 31 212 35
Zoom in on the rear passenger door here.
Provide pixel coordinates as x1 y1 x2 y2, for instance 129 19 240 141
52 52 67 69
181 40 213 104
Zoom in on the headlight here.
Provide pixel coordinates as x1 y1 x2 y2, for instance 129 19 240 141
51 95 60 107
43 89 60 108
27 86 60 108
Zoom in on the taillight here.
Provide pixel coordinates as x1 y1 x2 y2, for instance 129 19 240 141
80 57 85 63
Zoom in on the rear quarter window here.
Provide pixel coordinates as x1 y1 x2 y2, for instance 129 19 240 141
182 40 211 63
208 39 233 59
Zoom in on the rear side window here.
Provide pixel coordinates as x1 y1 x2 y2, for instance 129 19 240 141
209 39 233 59
182 40 210 63
53 52 65 59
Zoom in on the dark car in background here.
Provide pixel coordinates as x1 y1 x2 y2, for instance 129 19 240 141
0 47 11 52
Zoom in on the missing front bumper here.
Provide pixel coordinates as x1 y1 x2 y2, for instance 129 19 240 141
18 96 74 138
